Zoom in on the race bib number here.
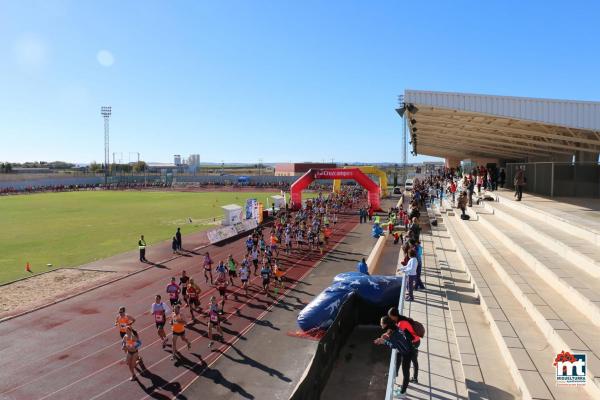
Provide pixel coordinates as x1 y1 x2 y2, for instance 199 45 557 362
210 313 219 323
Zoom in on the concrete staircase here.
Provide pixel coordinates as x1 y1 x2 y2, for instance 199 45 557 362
437 197 600 400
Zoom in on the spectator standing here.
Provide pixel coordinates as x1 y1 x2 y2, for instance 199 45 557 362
457 191 468 218
467 176 475 207
514 167 525 201
175 227 182 251
413 240 425 290
476 174 483 194
138 235 147 262
449 180 457 206
408 218 421 242
171 236 178 254
401 248 418 301
499 168 506 188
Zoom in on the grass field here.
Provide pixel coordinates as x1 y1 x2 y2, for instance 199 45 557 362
0 191 280 284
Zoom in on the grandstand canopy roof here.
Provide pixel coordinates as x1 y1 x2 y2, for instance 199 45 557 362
399 90 600 161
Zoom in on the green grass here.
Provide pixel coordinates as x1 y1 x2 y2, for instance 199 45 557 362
0 191 279 284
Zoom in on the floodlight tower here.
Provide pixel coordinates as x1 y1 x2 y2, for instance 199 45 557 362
101 106 112 184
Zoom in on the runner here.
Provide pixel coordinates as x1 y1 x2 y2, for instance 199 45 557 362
150 295 171 348
259 237 266 255
121 326 142 381
270 232 279 257
179 270 190 306
251 246 260 276
215 259 227 276
284 227 292 254
260 261 272 295
203 252 214 284
318 229 325 255
239 257 250 296
170 304 192 361
215 269 228 313
207 296 224 348
307 228 315 251
114 306 135 338
186 278 202 321
324 225 332 245
166 277 181 307
227 254 237 286
272 259 285 296
245 235 254 255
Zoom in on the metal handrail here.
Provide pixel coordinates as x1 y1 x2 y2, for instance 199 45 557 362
384 263 407 400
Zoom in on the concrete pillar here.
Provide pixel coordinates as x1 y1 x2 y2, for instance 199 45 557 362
445 157 461 169
575 151 599 163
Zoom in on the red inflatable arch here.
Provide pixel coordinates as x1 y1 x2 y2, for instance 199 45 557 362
290 168 381 211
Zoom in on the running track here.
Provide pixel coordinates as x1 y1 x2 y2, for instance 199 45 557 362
0 212 359 400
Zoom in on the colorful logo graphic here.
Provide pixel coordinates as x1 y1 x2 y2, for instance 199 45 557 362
554 351 586 385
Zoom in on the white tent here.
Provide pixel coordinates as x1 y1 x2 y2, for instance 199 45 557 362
270 195 286 209
221 204 242 226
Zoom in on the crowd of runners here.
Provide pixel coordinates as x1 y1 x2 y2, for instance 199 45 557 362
115 187 368 381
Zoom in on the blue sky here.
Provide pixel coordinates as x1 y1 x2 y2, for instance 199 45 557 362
1 1 599 164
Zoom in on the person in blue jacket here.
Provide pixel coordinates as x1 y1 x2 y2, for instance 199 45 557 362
413 240 425 290
357 258 369 275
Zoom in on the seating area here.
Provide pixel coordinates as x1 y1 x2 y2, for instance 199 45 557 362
436 191 600 399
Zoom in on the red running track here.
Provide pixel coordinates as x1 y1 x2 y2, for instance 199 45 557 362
0 213 358 400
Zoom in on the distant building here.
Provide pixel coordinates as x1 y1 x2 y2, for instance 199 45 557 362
12 167 53 174
147 162 183 173
188 154 200 168
174 155 182 166
275 162 336 177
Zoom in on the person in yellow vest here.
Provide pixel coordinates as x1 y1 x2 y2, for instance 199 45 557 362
138 235 147 262
170 304 192 361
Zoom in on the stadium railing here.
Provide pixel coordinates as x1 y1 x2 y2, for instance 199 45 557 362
384 270 407 400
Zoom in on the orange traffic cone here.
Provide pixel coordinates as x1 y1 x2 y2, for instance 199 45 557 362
26 262 31 272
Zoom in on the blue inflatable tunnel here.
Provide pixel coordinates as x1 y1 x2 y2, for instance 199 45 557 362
297 272 403 331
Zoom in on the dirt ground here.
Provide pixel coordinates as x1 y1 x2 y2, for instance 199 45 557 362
0 268 121 318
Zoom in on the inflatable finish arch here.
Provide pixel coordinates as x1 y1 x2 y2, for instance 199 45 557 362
332 165 389 197
290 168 381 211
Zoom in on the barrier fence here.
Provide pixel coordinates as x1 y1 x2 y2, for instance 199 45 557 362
505 161 600 198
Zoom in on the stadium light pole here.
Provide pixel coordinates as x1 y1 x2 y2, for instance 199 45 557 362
101 106 112 185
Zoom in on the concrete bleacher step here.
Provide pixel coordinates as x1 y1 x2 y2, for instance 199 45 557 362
432 216 520 399
444 214 592 400
475 207 600 328
495 192 600 247
482 200 600 278
455 211 600 399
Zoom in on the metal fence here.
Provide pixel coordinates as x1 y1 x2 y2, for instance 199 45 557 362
506 162 600 198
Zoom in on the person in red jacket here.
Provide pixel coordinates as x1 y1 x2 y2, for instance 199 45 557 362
388 307 420 383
